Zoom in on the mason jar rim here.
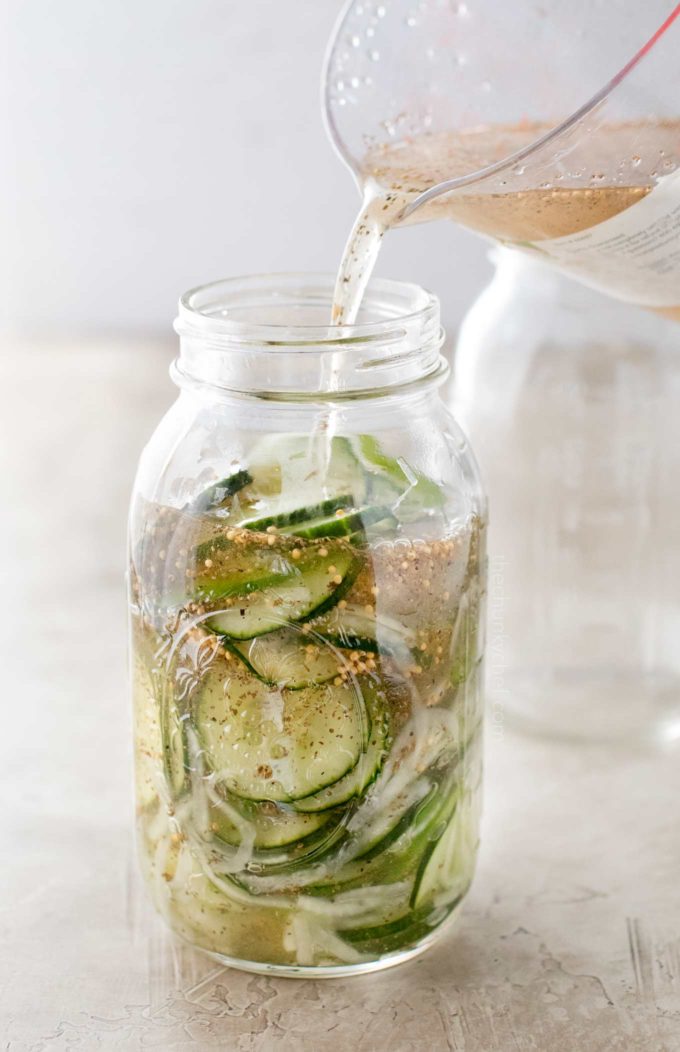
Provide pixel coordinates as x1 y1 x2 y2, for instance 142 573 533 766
172 273 446 400
175 272 439 346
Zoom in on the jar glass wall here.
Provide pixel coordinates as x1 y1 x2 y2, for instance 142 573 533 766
453 249 680 747
128 274 487 976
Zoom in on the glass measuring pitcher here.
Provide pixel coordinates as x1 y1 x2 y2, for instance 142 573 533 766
324 1 680 317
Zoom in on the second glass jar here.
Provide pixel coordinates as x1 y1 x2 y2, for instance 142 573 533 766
453 249 680 746
128 274 486 977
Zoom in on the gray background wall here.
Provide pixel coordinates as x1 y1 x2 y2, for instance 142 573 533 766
1 0 491 339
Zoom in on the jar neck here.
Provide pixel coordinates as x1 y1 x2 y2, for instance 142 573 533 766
173 274 446 402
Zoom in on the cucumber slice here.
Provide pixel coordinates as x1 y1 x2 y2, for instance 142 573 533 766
281 505 396 541
209 795 333 851
189 469 253 515
311 603 415 655
227 628 343 689
349 781 439 863
291 680 390 813
241 495 353 533
193 656 368 803
410 794 476 910
198 543 360 639
208 797 350 873
341 901 457 955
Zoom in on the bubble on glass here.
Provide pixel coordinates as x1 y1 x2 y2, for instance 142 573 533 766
405 15 418 26
369 49 381 61
350 76 361 88
350 34 361 47
336 79 345 92
366 25 376 37
377 4 387 16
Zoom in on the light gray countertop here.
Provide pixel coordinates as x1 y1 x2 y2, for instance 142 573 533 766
2 338 679 1052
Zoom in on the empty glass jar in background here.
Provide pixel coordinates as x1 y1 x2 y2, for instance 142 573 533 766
452 249 680 746
128 274 486 976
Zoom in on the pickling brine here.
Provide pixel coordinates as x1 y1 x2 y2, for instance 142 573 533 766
332 122 680 325
129 275 486 976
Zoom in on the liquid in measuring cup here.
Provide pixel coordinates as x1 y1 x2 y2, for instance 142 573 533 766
332 121 680 324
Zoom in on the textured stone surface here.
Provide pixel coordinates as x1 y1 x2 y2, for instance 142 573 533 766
1 339 679 1051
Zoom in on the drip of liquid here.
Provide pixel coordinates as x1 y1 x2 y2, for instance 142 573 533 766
331 121 680 324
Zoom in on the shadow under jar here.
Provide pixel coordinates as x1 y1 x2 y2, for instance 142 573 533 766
128 274 487 977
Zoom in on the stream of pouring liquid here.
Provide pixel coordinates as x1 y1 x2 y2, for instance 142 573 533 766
331 121 680 325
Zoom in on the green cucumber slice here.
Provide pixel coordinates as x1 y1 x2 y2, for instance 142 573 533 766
349 781 440 863
241 495 353 533
227 628 343 689
341 901 458 954
200 544 360 639
193 657 368 802
291 680 390 813
208 795 333 851
410 794 476 910
310 603 415 654
189 469 253 515
281 505 397 541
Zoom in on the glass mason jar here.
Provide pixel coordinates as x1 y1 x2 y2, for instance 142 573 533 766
128 274 486 977
453 249 680 747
